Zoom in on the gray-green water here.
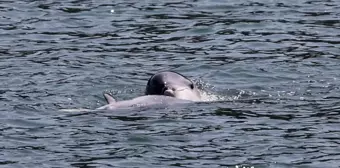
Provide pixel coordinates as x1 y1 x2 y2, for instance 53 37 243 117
1 0 340 167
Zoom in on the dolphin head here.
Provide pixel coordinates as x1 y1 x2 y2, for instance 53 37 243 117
145 71 201 101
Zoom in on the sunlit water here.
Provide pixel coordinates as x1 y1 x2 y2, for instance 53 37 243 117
1 0 340 167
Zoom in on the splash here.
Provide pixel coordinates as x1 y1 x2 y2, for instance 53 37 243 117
199 89 227 102
194 79 229 102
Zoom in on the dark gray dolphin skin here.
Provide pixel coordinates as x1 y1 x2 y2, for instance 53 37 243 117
145 71 201 101
96 93 192 110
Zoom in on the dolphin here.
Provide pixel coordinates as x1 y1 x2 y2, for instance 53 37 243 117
96 93 193 110
145 71 201 101
60 71 200 112
97 71 200 110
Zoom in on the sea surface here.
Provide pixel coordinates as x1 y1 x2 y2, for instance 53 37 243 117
1 0 340 167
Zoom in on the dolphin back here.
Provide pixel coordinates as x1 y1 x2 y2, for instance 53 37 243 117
97 95 193 110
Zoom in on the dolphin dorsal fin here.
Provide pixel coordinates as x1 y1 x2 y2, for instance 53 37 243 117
103 93 116 104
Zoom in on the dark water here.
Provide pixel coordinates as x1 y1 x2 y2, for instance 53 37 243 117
1 0 340 167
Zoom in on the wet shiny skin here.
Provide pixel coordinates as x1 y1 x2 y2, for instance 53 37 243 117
145 71 201 101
